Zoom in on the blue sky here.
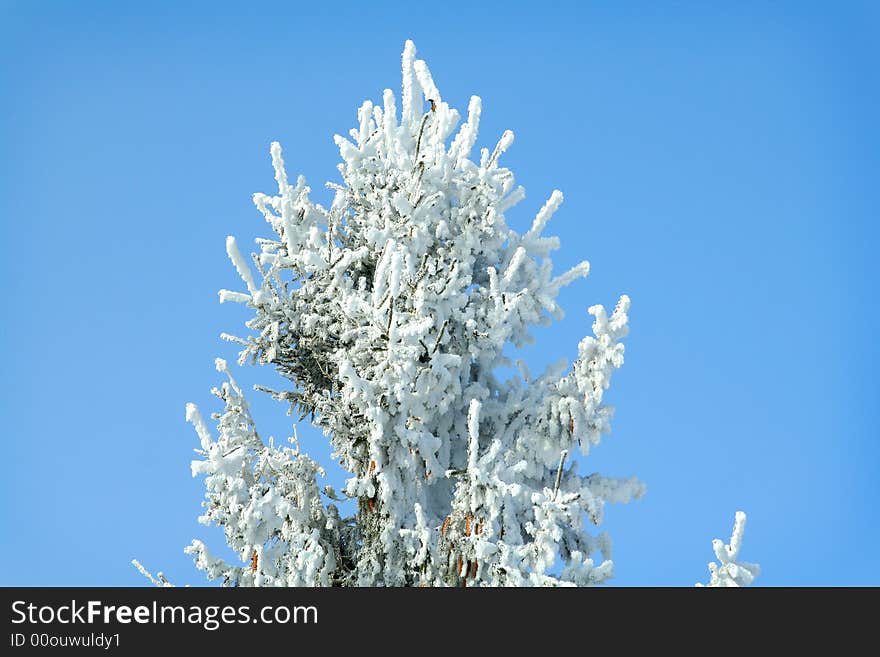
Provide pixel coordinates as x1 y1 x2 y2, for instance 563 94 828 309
1 1 877 586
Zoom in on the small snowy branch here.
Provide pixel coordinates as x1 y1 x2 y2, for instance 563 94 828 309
131 560 174 587
697 512 760 587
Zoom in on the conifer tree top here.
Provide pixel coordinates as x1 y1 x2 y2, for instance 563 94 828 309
134 41 754 588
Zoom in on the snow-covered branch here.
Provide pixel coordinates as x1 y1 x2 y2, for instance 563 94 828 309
697 512 760 587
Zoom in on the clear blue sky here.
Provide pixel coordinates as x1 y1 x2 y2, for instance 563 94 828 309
2 1 877 586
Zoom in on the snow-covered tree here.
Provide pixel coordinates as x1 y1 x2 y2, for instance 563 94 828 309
137 41 756 587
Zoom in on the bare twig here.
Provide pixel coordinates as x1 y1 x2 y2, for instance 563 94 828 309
553 450 568 500
432 319 449 354
415 112 431 162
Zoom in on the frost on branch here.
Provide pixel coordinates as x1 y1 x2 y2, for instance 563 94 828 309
173 40 646 586
183 359 347 586
131 560 174 587
697 512 760 587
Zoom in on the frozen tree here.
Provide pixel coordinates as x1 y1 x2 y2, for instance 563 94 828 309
137 41 755 587
697 512 760 587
